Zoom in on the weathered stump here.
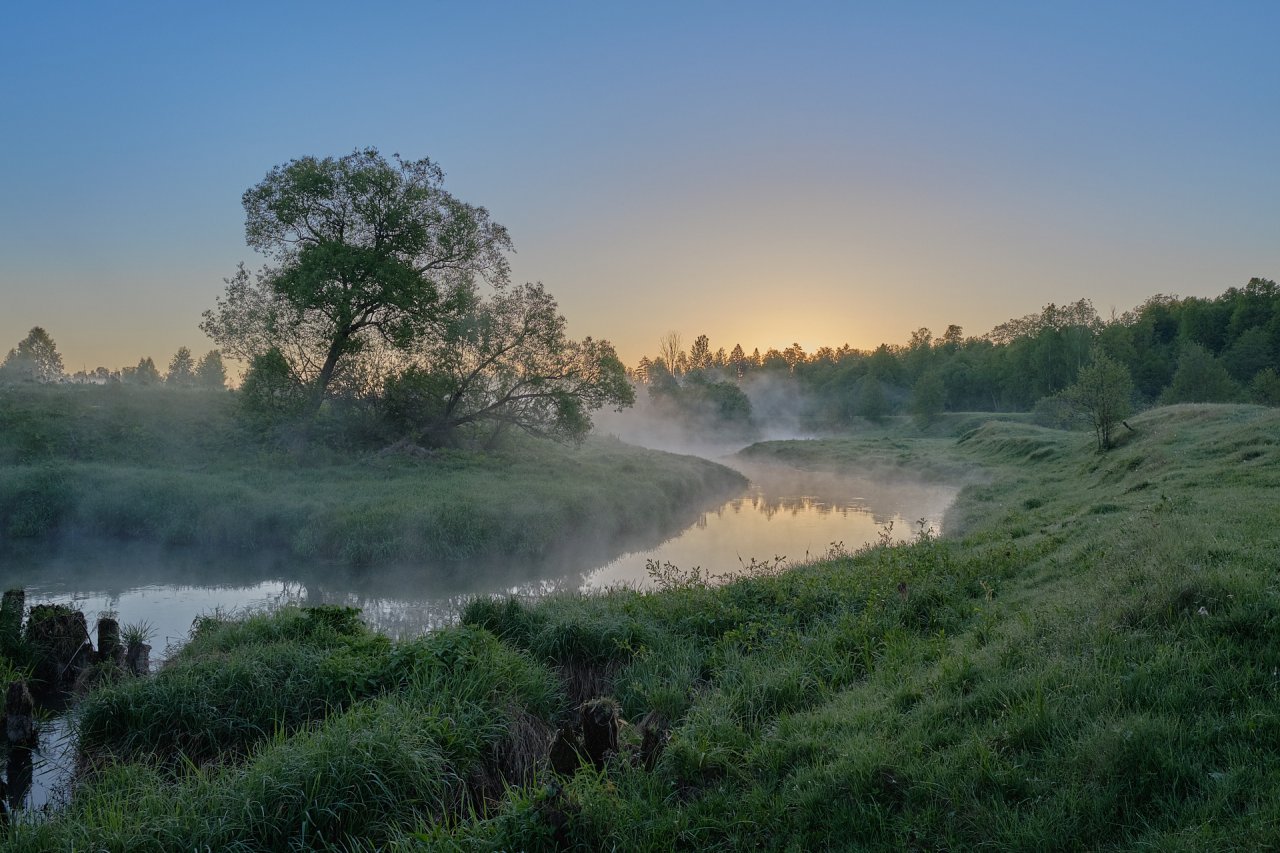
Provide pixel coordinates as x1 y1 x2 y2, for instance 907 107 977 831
26 604 92 688
125 640 152 677
96 617 124 667
548 726 583 776
4 681 37 746
5 743 32 814
580 698 620 769
635 710 670 770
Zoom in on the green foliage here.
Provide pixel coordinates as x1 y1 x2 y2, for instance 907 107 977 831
631 280 1280 426
237 347 309 426
10 610 559 852
165 347 195 387
463 406 1280 850
382 282 634 446
201 148 513 414
11 405 1280 850
0 464 73 538
122 356 162 386
0 326 65 384
856 373 890 422
646 369 754 437
201 150 629 444
909 371 945 427
1250 366 1280 405
193 349 227 390
1162 342 1241 403
0 384 744 563
1060 351 1134 451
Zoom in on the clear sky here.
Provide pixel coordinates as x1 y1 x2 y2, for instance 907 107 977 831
2 1 1277 373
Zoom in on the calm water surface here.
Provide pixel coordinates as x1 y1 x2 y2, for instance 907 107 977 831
8 458 958 647
3 451 958 811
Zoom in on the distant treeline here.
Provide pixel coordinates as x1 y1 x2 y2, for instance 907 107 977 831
633 278 1280 426
0 328 226 390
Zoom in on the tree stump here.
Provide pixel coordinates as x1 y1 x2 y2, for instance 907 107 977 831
580 698 620 769
548 726 583 776
96 617 124 667
26 605 92 688
4 681 36 746
125 640 152 677
5 743 32 814
636 710 670 770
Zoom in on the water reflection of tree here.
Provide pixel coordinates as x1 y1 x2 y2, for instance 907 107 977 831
299 575 584 637
727 462 958 528
5 464 959 643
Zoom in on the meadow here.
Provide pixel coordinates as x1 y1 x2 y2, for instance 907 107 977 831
5 402 1278 849
0 384 746 566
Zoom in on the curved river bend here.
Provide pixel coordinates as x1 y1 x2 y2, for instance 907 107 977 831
3 453 958 811
10 458 959 651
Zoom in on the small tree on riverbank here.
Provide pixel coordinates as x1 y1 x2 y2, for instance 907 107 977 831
1061 352 1133 451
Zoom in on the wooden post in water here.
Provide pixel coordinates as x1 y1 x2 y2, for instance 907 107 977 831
96 617 124 666
4 681 37 747
26 604 92 689
5 742 31 816
125 639 152 677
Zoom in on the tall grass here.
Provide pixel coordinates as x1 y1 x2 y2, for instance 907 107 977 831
9 404 1280 849
0 384 746 562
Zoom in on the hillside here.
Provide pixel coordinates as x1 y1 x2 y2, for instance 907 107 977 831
5 404 1280 850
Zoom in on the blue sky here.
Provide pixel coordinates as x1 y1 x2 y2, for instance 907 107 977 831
2 1 1277 371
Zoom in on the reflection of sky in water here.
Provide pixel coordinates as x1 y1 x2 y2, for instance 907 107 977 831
584 462 958 590
5 460 957 813
9 462 958 644
23 582 306 661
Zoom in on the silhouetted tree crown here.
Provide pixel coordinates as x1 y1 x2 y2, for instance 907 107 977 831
0 327 64 383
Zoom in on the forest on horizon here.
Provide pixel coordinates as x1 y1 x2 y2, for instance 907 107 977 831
634 277 1280 433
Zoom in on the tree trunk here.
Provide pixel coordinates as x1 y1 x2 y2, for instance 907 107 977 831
310 330 351 415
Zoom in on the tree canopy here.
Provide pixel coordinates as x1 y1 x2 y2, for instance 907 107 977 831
202 148 631 445
1061 352 1134 451
383 283 633 446
195 351 228 390
201 148 513 411
167 347 196 386
0 327 64 383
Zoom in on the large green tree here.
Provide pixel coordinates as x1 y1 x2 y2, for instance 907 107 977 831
201 148 513 411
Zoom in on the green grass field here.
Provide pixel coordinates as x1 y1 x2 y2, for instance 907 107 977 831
5 403 1280 850
0 384 746 565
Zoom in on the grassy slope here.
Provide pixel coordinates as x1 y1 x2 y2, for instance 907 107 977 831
0 385 745 564
6 404 1280 850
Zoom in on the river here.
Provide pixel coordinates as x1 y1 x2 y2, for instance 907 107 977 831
2 450 958 812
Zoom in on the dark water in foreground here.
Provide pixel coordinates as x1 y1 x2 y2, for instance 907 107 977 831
2 457 958 812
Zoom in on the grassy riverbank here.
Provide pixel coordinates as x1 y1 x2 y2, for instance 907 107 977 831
6 404 1280 850
0 385 745 565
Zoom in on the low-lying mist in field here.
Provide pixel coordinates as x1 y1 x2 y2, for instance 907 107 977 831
591 373 824 459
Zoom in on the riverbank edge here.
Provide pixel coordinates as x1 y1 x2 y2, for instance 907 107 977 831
7 404 1280 849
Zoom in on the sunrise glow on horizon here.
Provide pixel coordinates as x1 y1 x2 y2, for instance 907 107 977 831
2 2 1277 374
